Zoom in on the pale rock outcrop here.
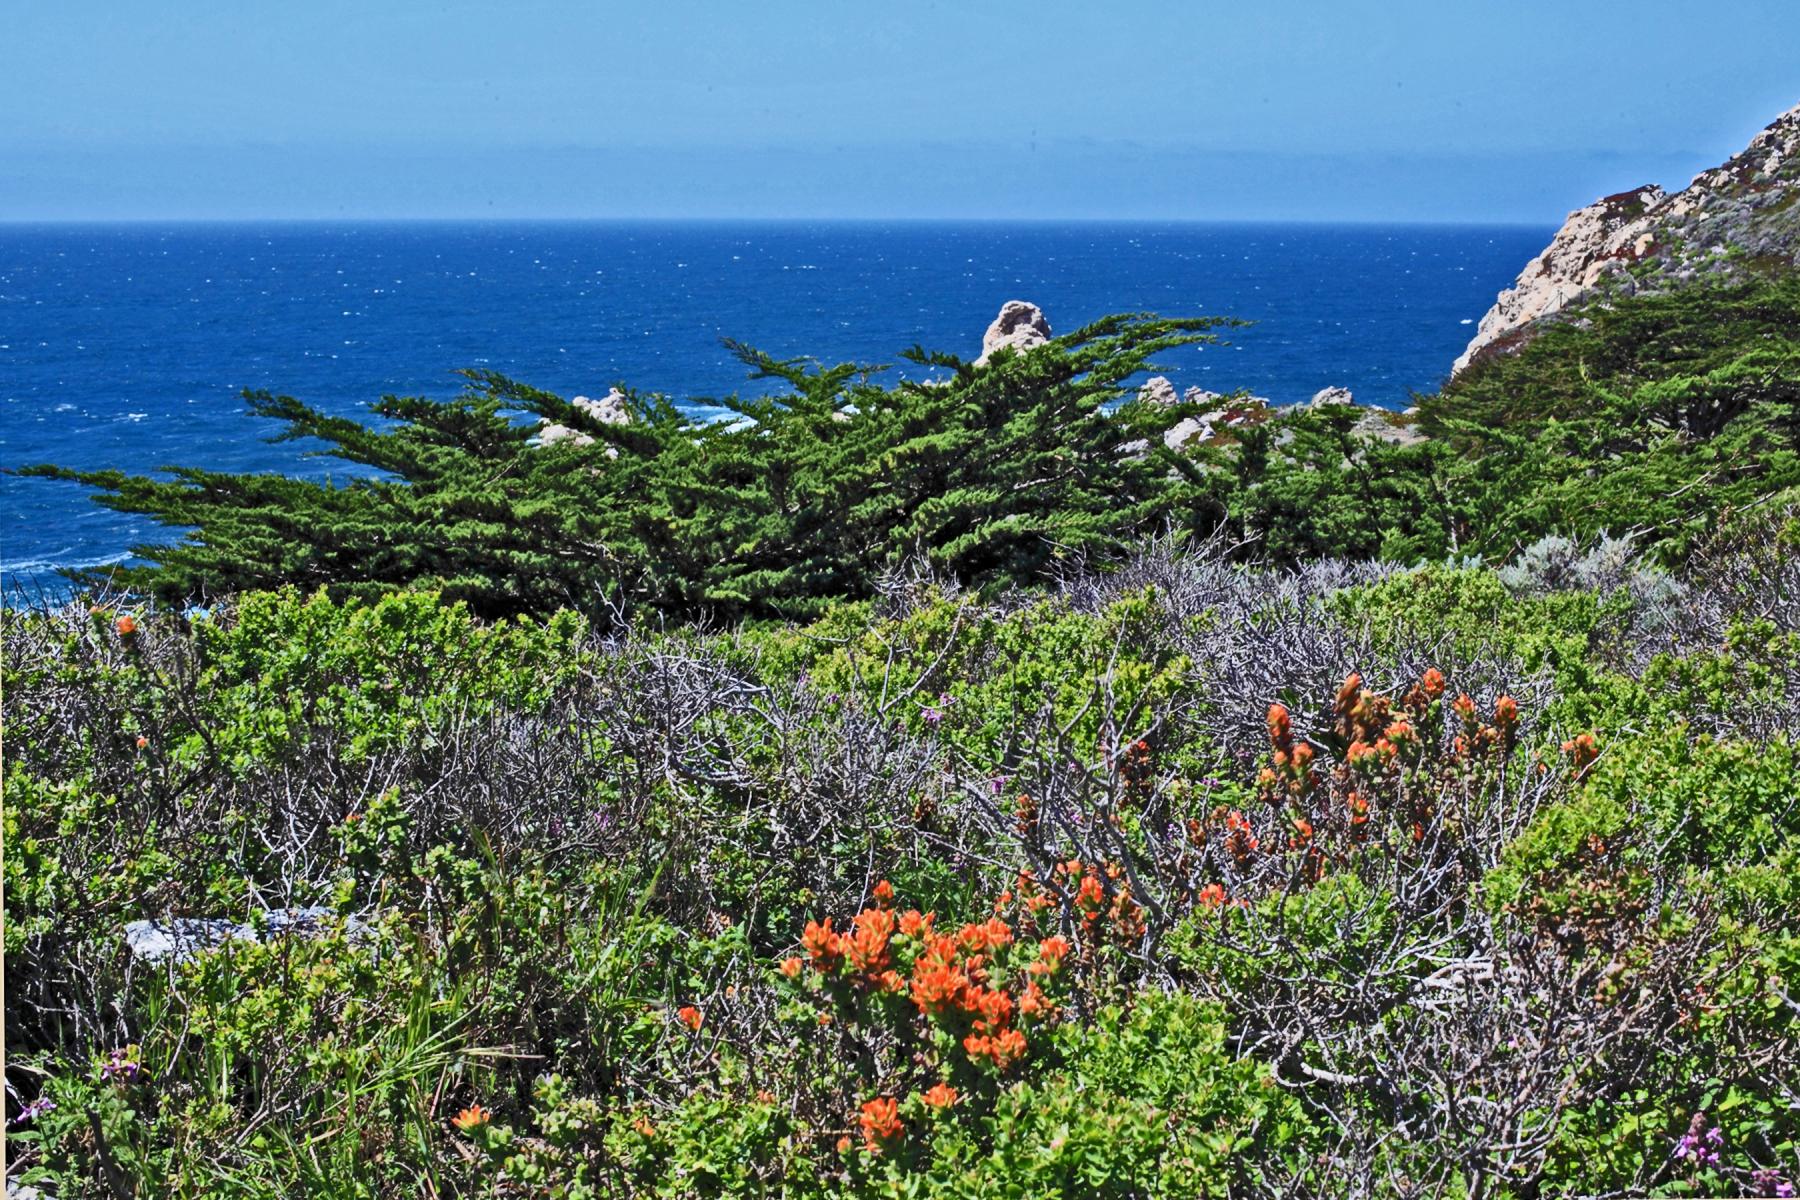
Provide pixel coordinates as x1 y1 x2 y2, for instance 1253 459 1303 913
1455 101 1800 376
538 386 632 450
1137 375 1180 407
1163 416 1213 450
125 907 373 965
976 301 1052 365
1308 386 1355 407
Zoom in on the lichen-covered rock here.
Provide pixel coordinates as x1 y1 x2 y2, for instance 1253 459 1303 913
1308 386 1355 407
1455 102 1800 376
976 301 1052 365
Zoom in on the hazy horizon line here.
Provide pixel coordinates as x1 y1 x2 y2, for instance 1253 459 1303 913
0 214 1558 229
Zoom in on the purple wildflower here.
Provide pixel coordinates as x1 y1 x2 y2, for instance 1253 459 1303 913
101 1045 144 1083
9 1097 55 1126
1673 1113 1722 1168
1753 1169 1795 1197
988 774 1009 796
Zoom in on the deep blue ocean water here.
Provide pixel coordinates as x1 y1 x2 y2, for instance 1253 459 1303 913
0 221 1548 589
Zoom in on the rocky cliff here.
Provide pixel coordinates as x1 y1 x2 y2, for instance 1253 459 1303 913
1454 102 1800 376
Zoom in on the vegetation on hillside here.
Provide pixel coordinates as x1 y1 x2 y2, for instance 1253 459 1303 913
7 505 1800 1197
6 274 1800 1197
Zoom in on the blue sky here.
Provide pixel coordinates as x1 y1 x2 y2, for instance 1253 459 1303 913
4 0 1796 221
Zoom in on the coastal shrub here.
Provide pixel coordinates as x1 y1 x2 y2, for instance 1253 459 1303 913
7 535 1800 1197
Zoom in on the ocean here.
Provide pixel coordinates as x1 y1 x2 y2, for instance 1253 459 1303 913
0 221 1548 590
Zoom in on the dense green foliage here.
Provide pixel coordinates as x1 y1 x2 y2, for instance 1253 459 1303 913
7 498 1799 1196
19 316 1238 620
21 275 1799 622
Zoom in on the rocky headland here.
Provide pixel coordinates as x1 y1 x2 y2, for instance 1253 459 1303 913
1454 101 1800 375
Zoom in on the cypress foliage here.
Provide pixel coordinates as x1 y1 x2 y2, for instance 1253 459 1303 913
21 314 1236 621
22 277 1800 618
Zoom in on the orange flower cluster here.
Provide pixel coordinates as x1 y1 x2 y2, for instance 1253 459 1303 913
1451 691 1519 760
802 917 845 972
114 614 139 638
1260 704 1317 799
912 919 1033 1067
1562 731 1599 774
452 1104 491 1131
1334 672 1429 774
676 1005 703 1031
788 880 1073 1077
1054 858 1146 943
859 1096 904 1154
1220 808 1259 865
1117 737 1155 802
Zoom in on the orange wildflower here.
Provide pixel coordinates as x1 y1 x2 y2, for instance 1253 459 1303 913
920 1083 959 1109
964 1027 1028 1069
847 907 897 975
115 614 138 638
898 909 930 937
452 1104 490 1131
802 918 845 971
1018 980 1049 1016
1267 702 1292 746
1420 668 1446 699
1562 731 1600 772
871 879 895 905
1198 881 1228 909
676 1005 702 1031
779 956 804 979
859 1097 904 1153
